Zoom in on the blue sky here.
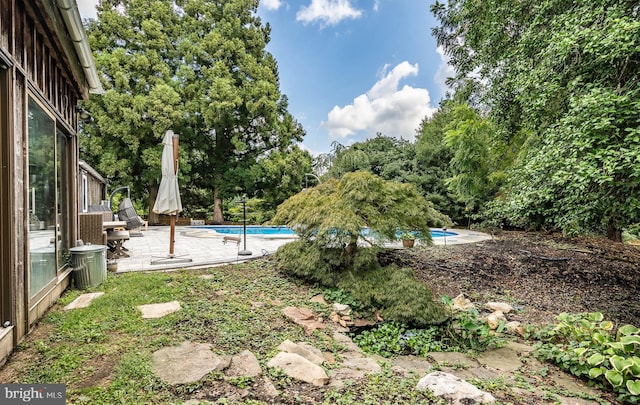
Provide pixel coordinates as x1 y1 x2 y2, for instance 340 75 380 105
77 0 453 155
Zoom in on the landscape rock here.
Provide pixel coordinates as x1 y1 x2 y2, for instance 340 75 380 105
63 292 104 310
505 321 525 337
332 303 351 316
309 294 329 306
138 301 181 319
277 340 324 365
392 355 432 375
267 352 329 386
485 311 506 330
225 350 262 377
452 294 474 311
340 353 381 374
152 341 230 384
332 331 362 353
353 318 376 327
429 352 479 369
476 346 522 372
281 306 326 334
328 368 366 388
416 371 496 404
485 302 514 313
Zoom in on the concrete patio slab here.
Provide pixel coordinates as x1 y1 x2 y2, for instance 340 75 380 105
110 226 492 273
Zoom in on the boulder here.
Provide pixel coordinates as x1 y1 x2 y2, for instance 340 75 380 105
416 371 495 404
225 350 262 378
267 352 329 386
277 340 324 365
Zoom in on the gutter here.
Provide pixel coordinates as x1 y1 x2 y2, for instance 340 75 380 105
55 0 104 95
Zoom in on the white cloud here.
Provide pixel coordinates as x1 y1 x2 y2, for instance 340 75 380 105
296 0 363 26
373 0 380 12
76 0 98 20
322 62 436 141
261 0 283 11
433 46 456 100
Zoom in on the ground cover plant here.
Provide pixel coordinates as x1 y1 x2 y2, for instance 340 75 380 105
534 312 640 403
0 261 440 404
1 231 637 404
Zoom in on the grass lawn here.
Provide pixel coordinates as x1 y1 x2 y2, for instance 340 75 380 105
1 259 438 404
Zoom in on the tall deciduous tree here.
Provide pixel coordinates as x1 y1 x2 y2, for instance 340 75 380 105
80 0 304 222
432 0 640 238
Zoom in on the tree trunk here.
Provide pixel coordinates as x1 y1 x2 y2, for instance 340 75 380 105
213 187 224 224
606 220 622 242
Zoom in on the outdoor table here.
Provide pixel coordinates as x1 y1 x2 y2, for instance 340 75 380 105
104 222 129 259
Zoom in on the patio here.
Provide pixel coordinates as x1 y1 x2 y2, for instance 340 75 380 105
110 226 493 273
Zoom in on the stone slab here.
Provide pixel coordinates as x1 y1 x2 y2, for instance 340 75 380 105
138 300 181 319
63 292 105 310
152 341 230 384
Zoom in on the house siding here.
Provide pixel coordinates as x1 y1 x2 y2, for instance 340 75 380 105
0 0 95 365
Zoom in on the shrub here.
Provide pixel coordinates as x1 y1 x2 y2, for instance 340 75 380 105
535 312 640 403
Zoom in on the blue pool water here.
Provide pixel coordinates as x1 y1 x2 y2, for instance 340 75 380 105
195 225 457 238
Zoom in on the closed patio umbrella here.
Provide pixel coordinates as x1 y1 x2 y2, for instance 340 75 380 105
152 130 183 257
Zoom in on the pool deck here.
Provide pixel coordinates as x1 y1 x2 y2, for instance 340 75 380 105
112 226 493 273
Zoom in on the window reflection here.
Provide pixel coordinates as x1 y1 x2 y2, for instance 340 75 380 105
28 98 57 297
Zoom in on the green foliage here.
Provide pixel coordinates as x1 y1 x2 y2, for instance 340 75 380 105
82 0 304 218
273 171 450 248
274 241 344 286
250 146 313 217
338 265 447 327
354 300 504 357
321 288 371 317
325 135 419 184
432 0 640 239
272 171 450 326
224 197 273 224
535 312 640 403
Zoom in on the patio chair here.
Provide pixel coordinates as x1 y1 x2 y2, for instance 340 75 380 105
88 203 113 222
79 213 108 246
117 198 145 236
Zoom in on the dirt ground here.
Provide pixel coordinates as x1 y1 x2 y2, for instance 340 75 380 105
391 231 640 328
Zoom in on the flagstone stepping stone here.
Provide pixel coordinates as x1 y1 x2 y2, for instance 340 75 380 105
267 352 329 386
476 346 522 372
328 368 366 388
429 352 479 368
391 355 433 375
63 292 104 310
340 353 381 374
556 395 600 405
549 371 602 399
137 300 181 319
152 341 230 384
225 350 262 378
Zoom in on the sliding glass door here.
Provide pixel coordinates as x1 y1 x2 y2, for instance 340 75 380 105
27 97 70 298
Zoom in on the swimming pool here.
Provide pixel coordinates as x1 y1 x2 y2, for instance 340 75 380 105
194 225 457 238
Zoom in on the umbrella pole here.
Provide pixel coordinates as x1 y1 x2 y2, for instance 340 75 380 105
169 215 176 255
169 135 179 256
